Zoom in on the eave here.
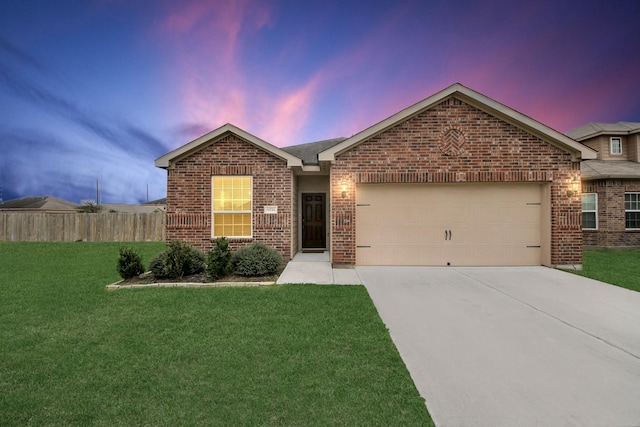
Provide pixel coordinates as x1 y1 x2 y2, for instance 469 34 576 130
318 83 597 163
155 123 303 169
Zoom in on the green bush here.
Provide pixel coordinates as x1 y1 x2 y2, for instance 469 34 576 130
117 246 144 279
233 242 283 277
189 247 206 275
206 237 234 280
150 241 205 279
149 252 167 279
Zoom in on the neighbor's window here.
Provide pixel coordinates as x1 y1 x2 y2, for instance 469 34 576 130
581 193 597 230
212 176 252 238
625 193 640 229
610 137 622 155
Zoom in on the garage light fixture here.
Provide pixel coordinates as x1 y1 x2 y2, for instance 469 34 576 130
566 179 580 198
341 180 347 198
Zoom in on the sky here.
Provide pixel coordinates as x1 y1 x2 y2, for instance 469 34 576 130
1 0 639 204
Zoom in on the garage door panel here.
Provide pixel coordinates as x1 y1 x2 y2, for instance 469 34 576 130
357 222 439 246
356 183 545 266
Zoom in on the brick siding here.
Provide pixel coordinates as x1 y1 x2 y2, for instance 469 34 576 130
583 179 640 247
331 97 582 266
165 134 293 259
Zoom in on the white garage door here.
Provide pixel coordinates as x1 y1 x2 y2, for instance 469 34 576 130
356 183 547 266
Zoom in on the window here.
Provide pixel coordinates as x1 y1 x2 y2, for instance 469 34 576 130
625 193 640 229
582 193 597 230
212 176 252 238
610 137 622 155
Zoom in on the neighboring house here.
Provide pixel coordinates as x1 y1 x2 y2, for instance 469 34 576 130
101 203 165 213
567 122 640 248
143 198 167 211
155 83 596 268
0 196 78 213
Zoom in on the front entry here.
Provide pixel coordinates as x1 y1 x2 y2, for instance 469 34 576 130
302 193 326 248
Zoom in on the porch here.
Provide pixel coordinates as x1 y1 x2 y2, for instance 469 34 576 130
276 251 361 285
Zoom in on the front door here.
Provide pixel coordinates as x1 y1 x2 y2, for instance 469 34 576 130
302 193 326 248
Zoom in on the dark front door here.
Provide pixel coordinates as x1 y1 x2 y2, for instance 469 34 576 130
302 193 326 248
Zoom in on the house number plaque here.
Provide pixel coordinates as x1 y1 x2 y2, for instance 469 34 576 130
264 206 278 214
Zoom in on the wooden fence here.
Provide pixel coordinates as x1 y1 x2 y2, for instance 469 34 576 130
0 212 166 242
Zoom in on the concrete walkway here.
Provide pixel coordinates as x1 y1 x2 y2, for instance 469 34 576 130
276 251 362 284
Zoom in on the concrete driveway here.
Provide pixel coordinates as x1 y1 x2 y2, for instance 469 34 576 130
358 266 640 427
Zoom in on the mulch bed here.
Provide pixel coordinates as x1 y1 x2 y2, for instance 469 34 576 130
109 271 279 289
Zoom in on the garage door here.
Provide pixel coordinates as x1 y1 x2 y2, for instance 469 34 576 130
356 183 547 266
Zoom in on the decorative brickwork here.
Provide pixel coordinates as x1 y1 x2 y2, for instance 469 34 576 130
331 98 582 266
166 134 293 259
583 179 640 247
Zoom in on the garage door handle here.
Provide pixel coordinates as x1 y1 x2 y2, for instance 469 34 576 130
445 230 452 240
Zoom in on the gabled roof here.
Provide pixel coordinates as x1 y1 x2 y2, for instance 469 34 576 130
319 83 597 162
567 122 640 141
581 160 640 180
144 198 166 205
155 123 303 169
0 196 78 211
281 137 346 165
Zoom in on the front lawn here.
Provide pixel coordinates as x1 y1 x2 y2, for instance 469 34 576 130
0 242 432 426
574 249 640 293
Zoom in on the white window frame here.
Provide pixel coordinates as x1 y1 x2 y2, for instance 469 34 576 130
211 176 253 238
610 137 622 155
625 192 640 230
581 193 598 230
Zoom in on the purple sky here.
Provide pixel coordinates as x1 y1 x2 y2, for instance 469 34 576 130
1 0 639 204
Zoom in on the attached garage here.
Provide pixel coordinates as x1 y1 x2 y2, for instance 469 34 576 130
356 183 551 266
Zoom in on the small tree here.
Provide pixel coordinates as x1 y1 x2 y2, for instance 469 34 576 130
117 247 144 279
206 237 233 280
77 200 101 213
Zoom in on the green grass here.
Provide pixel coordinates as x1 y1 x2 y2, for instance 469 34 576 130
0 242 433 426
574 249 640 293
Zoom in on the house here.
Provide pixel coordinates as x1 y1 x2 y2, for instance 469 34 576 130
100 203 165 214
143 198 167 211
155 83 596 268
0 196 78 213
567 122 640 248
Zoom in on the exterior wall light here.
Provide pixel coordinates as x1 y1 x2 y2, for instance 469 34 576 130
341 180 347 198
566 179 580 198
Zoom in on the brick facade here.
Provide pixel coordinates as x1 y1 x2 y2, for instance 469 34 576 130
159 87 591 267
165 134 293 259
330 98 583 266
583 179 640 247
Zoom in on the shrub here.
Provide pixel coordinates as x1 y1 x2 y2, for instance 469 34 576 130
153 241 205 279
149 252 167 279
233 242 283 277
117 247 144 279
189 247 206 275
77 200 102 213
206 237 234 280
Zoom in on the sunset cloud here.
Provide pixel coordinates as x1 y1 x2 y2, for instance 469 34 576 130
259 75 321 145
1 0 639 204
